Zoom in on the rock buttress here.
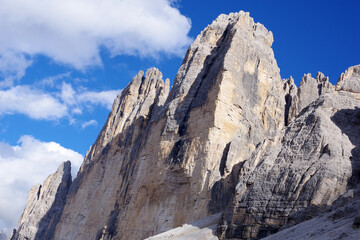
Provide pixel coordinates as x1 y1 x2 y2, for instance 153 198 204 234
217 65 360 239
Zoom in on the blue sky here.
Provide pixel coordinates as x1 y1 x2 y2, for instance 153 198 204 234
0 0 359 233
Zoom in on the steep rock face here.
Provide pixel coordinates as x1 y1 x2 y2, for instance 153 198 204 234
53 11 284 240
53 68 171 239
82 68 170 167
10 161 72 240
218 66 360 239
283 77 297 126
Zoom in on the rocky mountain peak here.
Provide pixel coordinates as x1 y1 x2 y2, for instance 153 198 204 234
82 67 170 168
284 71 334 125
336 64 360 93
10 161 72 240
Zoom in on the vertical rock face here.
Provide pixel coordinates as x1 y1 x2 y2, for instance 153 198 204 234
10 161 72 240
82 68 170 168
218 65 360 238
283 76 298 126
53 11 284 240
53 68 171 240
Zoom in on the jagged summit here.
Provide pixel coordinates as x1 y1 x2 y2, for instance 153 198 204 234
336 64 360 93
283 71 334 125
10 161 72 240
12 11 360 240
82 67 170 167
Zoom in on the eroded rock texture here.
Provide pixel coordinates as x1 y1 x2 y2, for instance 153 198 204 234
10 161 72 240
217 65 360 238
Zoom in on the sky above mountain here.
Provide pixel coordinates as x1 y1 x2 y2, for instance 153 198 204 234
0 0 359 234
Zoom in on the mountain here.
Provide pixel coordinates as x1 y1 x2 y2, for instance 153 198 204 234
11 11 360 240
10 161 72 240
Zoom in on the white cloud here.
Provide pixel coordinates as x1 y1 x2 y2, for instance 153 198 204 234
0 85 68 120
58 81 120 110
78 89 121 110
60 82 77 106
0 0 192 80
81 119 97 129
0 135 83 231
0 80 120 121
38 72 72 88
0 51 33 87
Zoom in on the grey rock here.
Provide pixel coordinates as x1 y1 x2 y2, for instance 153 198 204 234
263 189 360 240
297 72 333 112
284 72 334 125
336 64 360 93
283 76 298 125
218 66 360 238
10 161 72 240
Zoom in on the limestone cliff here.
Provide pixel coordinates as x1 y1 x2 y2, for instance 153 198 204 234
10 161 72 240
217 65 360 238
13 10 360 240
50 11 285 240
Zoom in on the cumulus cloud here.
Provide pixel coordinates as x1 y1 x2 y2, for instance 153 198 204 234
77 89 120 110
0 81 120 121
0 135 83 231
0 0 192 80
0 51 33 87
59 82 120 111
0 85 68 120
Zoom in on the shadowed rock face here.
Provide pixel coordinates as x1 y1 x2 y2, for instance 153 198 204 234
10 161 72 240
13 9 360 240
